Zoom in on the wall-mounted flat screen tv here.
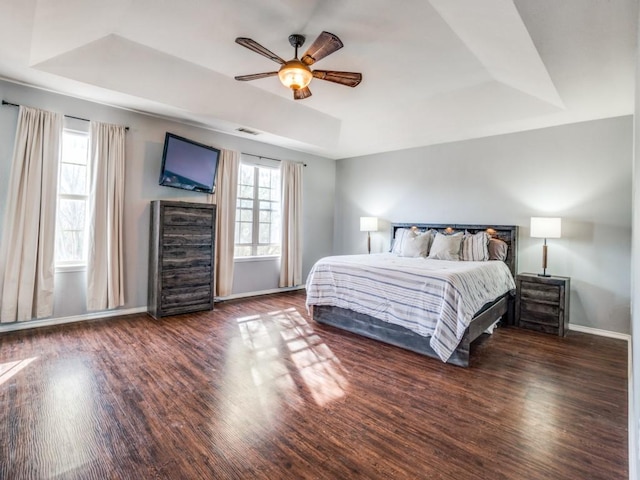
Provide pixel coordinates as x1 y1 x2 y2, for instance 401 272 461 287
158 133 220 194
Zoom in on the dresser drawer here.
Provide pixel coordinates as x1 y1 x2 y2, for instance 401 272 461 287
161 245 213 269
163 206 214 227
163 225 213 246
161 285 211 309
162 266 213 288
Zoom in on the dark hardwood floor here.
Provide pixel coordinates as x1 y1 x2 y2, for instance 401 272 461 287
0 291 628 479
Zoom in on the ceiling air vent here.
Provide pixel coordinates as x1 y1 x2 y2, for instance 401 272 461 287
236 127 260 136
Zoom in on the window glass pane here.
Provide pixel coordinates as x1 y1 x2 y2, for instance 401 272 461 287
258 168 272 187
56 198 86 262
59 163 87 195
239 222 252 244
58 198 86 231
240 209 253 222
240 164 254 185
259 223 271 244
239 199 253 209
55 230 85 262
257 245 281 256
259 210 271 223
234 245 252 257
240 185 253 198
62 132 88 165
260 200 276 211
258 187 271 200
270 211 281 244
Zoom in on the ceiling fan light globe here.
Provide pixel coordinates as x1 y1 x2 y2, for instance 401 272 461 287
278 60 312 90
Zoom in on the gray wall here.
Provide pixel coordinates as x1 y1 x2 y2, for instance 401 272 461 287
335 116 632 335
0 79 335 319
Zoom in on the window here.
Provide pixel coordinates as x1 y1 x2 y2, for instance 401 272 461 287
55 129 90 266
235 162 281 257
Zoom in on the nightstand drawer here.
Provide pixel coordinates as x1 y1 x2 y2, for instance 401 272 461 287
520 281 560 303
520 301 559 321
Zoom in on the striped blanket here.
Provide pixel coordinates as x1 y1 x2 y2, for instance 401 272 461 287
305 253 516 362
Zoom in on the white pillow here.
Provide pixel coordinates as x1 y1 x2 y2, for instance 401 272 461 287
460 231 490 261
400 232 432 257
391 228 415 254
427 233 463 261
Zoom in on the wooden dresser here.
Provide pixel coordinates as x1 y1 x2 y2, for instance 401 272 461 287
515 273 570 336
148 200 216 319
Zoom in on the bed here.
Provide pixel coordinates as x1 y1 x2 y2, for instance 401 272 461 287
306 224 518 367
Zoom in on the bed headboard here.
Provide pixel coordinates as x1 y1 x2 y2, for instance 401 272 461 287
391 223 519 277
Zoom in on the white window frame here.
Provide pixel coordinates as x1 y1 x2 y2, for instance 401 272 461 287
234 159 281 259
55 124 90 271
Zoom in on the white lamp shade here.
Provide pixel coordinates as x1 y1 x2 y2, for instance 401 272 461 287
530 217 562 239
360 216 378 232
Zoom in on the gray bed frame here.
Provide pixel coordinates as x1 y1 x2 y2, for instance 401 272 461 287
312 223 519 367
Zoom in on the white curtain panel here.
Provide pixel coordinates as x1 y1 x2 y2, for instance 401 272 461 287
279 160 303 288
211 149 240 297
0 106 62 322
86 122 126 311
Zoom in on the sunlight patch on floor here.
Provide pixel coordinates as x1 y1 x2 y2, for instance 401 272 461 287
0 357 37 387
236 307 349 408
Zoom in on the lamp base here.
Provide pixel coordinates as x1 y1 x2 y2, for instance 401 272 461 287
538 273 551 277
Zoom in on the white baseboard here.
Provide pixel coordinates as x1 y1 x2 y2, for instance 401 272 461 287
215 285 304 302
0 287 306 334
569 323 631 342
0 306 148 334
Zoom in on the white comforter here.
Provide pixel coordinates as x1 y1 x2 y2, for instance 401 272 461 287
305 253 516 362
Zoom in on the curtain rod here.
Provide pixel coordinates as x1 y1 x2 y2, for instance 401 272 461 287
241 151 307 167
2 100 129 131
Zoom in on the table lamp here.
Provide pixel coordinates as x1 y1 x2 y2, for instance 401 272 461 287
360 217 378 254
530 217 561 277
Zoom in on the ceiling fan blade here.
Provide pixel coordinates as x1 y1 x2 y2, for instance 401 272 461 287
301 31 343 66
312 70 362 87
293 87 312 100
234 72 278 81
235 37 286 65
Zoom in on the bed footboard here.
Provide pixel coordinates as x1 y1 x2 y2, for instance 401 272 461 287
312 291 513 367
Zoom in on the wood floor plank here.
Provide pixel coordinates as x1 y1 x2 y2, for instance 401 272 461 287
0 291 628 479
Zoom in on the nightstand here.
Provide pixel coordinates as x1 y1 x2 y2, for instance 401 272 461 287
515 273 570 336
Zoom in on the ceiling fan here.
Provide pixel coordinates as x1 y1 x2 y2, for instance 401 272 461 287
234 31 362 100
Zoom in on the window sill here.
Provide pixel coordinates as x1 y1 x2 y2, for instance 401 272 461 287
234 255 280 263
56 264 87 273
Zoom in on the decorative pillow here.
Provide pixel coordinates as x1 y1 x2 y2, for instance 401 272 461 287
391 228 416 254
427 233 463 261
400 231 432 258
488 238 509 261
460 231 490 261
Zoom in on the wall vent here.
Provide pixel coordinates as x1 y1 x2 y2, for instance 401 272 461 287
236 127 260 136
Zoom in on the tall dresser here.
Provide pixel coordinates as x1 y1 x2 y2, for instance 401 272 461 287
148 200 216 319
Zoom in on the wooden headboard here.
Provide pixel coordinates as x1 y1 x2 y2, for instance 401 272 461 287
391 223 519 277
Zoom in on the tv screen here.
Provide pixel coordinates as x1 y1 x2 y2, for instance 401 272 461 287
158 133 220 194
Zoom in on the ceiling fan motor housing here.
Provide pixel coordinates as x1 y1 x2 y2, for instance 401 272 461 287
288 34 305 49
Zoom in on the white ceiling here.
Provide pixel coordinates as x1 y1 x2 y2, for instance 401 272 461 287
0 0 636 159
